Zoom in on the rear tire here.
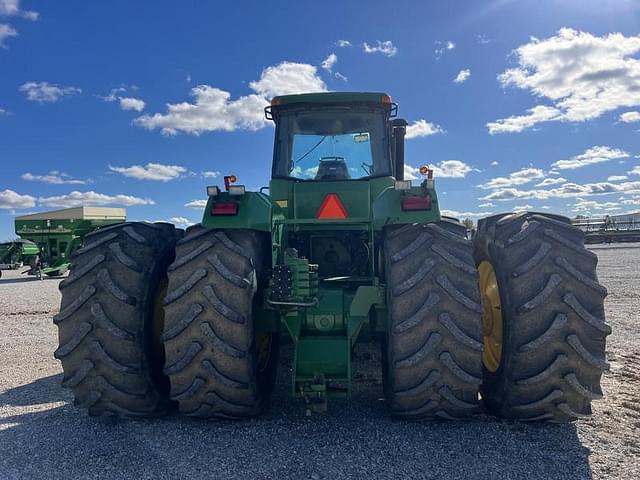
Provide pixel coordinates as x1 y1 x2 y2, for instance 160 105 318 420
54 222 177 416
162 225 278 418
474 212 610 422
383 220 483 419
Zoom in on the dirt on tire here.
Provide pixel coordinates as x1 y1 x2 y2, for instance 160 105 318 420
162 226 277 418
54 222 177 417
382 219 483 419
474 212 610 422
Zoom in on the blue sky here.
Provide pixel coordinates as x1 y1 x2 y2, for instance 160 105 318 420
1 0 640 240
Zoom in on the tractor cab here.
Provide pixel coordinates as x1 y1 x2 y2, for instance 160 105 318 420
267 92 406 184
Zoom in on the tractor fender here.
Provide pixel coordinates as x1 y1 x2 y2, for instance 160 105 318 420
372 185 441 231
200 191 272 232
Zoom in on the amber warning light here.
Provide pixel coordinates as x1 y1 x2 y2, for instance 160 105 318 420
224 175 237 191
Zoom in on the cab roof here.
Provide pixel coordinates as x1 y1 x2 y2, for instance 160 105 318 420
271 92 392 106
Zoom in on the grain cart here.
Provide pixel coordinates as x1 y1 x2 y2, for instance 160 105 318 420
0 239 40 278
55 92 609 421
15 207 126 276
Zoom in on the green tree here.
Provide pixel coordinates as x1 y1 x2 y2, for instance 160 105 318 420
462 218 474 230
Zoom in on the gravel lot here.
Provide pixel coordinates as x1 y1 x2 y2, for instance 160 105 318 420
1 244 639 480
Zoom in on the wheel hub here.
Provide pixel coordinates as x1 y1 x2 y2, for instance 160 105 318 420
478 261 503 372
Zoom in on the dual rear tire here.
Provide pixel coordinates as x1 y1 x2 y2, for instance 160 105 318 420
382 213 609 422
473 212 610 421
161 225 278 418
55 222 277 418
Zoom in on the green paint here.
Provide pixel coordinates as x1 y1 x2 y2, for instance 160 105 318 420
14 212 124 276
372 180 441 229
200 191 271 231
0 240 40 269
196 92 446 410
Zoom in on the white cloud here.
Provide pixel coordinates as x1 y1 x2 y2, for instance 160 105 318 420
0 0 38 20
22 171 87 185
454 69 471 83
334 72 348 82
363 40 397 57
249 62 326 98
167 216 194 228
551 145 629 170
481 180 640 202
202 171 220 178
435 40 455 59
321 53 337 72
477 34 491 45
629 166 640 176
119 97 145 112
0 1 37 48
489 28 640 133
38 191 154 208
573 198 621 212
441 209 492 219
135 61 326 135
535 177 567 187
0 23 17 47
336 40 351 47
487 105 562 134
109 162 186 182
490 161 499 166
184 199 207 209
97 87 126 103
479 168 545 189
291 165 319 179
98 88 144 112
513 204 533 212
620 196 640 206
478 202 494 208
135 87 266 134
0 189 35 209
620 111 640 123
433 160 476 178
19 81 81 103
608 175 628 181
405 160 476 180
405 119 444 139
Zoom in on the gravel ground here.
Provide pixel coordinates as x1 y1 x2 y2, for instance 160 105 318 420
1 244 639 480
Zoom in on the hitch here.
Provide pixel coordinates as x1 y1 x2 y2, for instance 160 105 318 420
302 377 328 415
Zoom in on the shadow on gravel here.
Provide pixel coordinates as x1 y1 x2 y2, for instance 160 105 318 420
0 355 594 479
0 374 65 407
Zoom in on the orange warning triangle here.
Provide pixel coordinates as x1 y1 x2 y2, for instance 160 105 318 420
316 193 348 219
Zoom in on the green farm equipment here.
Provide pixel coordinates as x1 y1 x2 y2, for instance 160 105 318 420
15 207 126 277
0 239 40 278
55 92 610 422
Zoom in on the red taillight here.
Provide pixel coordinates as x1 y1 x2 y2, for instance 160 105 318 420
401 195 431 211
211 202 239 216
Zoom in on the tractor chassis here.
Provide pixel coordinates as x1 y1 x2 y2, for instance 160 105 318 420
264 282 385 412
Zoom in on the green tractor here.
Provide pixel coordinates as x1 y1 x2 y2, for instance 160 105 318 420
54 92 610 421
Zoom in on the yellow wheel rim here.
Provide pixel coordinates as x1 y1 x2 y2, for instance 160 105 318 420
478 261 503 372
256 332 272 373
